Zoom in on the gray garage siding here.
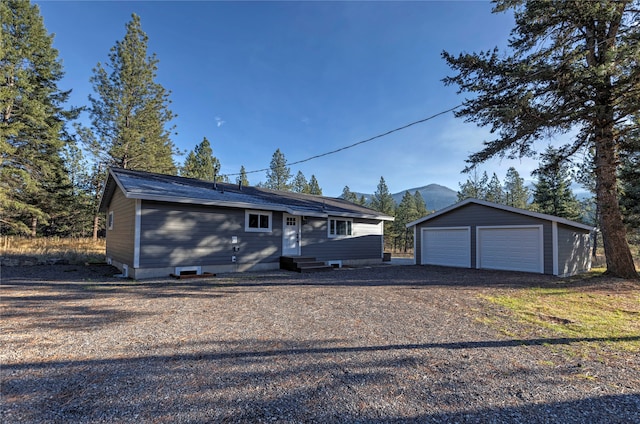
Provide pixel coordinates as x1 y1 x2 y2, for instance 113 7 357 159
139 201 283 268
106 188 136 266
557 223 591 277
301 217 383 261
415 203 553 274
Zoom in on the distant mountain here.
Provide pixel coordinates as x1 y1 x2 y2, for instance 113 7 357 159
392 184 458 211
352 184 458 212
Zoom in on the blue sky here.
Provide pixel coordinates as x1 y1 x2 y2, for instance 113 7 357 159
36 0 545 197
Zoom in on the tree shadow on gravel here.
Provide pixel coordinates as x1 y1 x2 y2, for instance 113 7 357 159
2 337 639 423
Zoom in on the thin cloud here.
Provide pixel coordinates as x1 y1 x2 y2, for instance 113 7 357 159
215 116 226 128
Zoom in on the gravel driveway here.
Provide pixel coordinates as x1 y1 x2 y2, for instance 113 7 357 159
1 263 639 423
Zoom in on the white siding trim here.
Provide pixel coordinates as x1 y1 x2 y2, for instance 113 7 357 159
552 221 558 276
412 226 417 265
476 225 544 273
133 199 141 268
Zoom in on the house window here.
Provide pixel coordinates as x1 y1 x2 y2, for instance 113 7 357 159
245 210 272 232
328 218 352 238
108 211 114 230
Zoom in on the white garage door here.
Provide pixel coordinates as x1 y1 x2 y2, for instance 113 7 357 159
421 227 471 268
477 226 543 273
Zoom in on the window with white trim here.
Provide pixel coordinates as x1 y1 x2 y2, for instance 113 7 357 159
245 210 272 232
108 211 114 230
328 218 353 238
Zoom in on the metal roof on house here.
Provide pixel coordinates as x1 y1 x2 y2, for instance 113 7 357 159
99 168 394 221
406 198 594 231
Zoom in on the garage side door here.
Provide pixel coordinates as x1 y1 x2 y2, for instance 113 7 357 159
421 227 471 268
477 226 543 273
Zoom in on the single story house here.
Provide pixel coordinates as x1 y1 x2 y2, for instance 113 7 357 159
406 198 594 277
98 168 394 279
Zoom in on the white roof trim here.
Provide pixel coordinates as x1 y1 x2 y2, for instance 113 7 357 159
406 198 594 231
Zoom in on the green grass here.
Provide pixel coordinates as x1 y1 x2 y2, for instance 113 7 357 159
481 281 640 355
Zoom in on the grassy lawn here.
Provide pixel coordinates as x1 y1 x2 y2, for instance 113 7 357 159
481 270 640 359
1 236 106 264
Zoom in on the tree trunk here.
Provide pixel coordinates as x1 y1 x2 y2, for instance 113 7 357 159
594 122 638 279
30 217 37 238
92 214 100 241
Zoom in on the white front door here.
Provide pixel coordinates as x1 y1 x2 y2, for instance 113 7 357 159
282 214 301 256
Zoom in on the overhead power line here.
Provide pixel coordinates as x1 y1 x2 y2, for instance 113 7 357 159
223 104 461 177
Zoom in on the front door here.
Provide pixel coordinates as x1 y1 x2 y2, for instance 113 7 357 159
282 214 301 256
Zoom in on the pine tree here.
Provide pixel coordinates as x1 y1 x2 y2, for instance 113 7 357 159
457 170 488 201
291 171 308 193
485 173 504 204
370 177 396 251
341 186 358 203
265 149 291 191
1 0 77 235
443 1 638 277
414 191 428 217
308 175 322 195
236 165 250 187
85 13 178 174
394 191 419 252
531 147 581 221
371 177 395 215
619 116 640 231
181 137 220 181
503 167 530 209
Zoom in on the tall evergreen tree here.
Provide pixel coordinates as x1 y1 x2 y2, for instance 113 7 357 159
457 170 488 201
236 165 250 187
1 0 77 235
307 175 322 195
619 116 640 231
84 13 178 174
503 167 530 209
370 176 395 215
531 147 581 221
291 171 308 193
370 176 396 250
181 137 220 180
443 0 638 277
394 191 419 252
414 190 428 217
485 173 504 204
341 186 358 203
265 148 291 191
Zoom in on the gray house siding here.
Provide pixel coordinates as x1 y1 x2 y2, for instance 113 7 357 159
557 224 591 277
415 203 553 273
139 201 283 268
301 217 383 261
106 188 135 266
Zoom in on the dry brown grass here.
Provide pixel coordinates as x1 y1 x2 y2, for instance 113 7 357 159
0 236 106 264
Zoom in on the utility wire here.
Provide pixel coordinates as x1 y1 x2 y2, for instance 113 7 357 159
223 104 461 177
224 32 620 178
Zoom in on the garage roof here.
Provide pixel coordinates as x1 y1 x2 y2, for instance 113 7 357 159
406 198 594 231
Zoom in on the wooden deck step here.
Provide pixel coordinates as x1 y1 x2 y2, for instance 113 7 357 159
280 256 333 273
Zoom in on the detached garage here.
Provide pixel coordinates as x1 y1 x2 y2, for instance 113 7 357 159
407 199 594 277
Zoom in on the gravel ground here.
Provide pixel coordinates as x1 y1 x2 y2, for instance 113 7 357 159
1 263 639 423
